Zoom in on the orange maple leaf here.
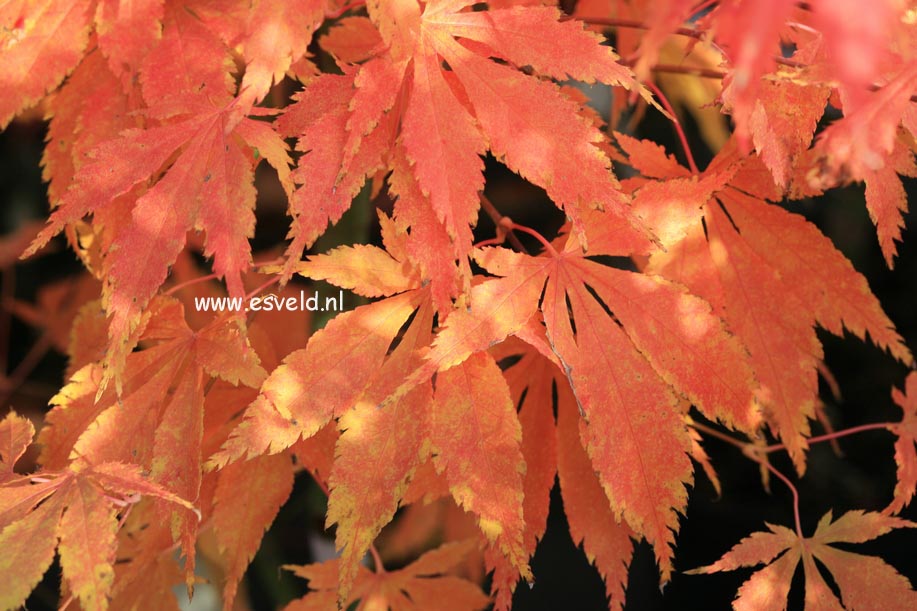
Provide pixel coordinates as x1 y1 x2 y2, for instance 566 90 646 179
277 0 649 288
689 510 917 610
889 371 917 514
639 143 912 473
0 0 93 128
284 539 489 611
0 420 195 611
212 452 294 609
36 296 264 590
22 3 293 392
556 377 635 610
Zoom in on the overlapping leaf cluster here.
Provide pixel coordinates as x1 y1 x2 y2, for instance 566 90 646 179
1 0 916 609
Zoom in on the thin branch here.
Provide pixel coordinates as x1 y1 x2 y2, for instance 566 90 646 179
758 458 804 539
813 402 844 456
690 420 803 538
245 276 282 301
576 16 705 40
763 422 894 454
691 417 899 457
644 81 700 173
648 63 917 104
164 257 284 296
369 543 387 574
587 15 917 103
688 420 749 450
691 415 903 538
164 272 221 296
58 594 74 611
479 194 527 253
505 222 559 257
648 63 727 80
578 16 802 70
0 332 54 408
817 361 842 402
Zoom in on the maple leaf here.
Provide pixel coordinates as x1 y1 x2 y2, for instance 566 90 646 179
22 3 293 392
536 247 697 581
320 15 384 64
640 144 912 473
722 78 830 190
209 214 428 467
41 297 264 471
712 0 907 149
686 417 723 498
27 93 287 391
41 45 136 208
812 62 917 183
484 335 559 609
0 457 195 611
286 213 421 298
628 0 697 81
0 412 34 485
212 452 294 610
5 1 917 608
278 0 649 286
385 230 757 580
95 0 164 81
889 371 917 514
284 539 489 611
862 139 917 268
388 145 469 314
275 71 397 278
799 97 916 267
208 289 424 467
6 274 101 377
711 0 798 146
0 0 94 128
237 0 324 103
57 476 120 610
689 510 917 610
219 215 540 600
431 351 529 581
327 314 434 599
556 375 634 610
36 296 264 590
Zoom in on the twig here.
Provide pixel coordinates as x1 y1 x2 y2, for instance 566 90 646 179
505 222 559 257
575 16 705 40
763 422 894 454
164 257 284 296
586 16 917 103
245 276 282 301
479 195 527 253
369 543 387 574
0 332 54 408
688 420 748 450
690 420 803 538
648 63 727 79
757 457 804 539
644 81 700 173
